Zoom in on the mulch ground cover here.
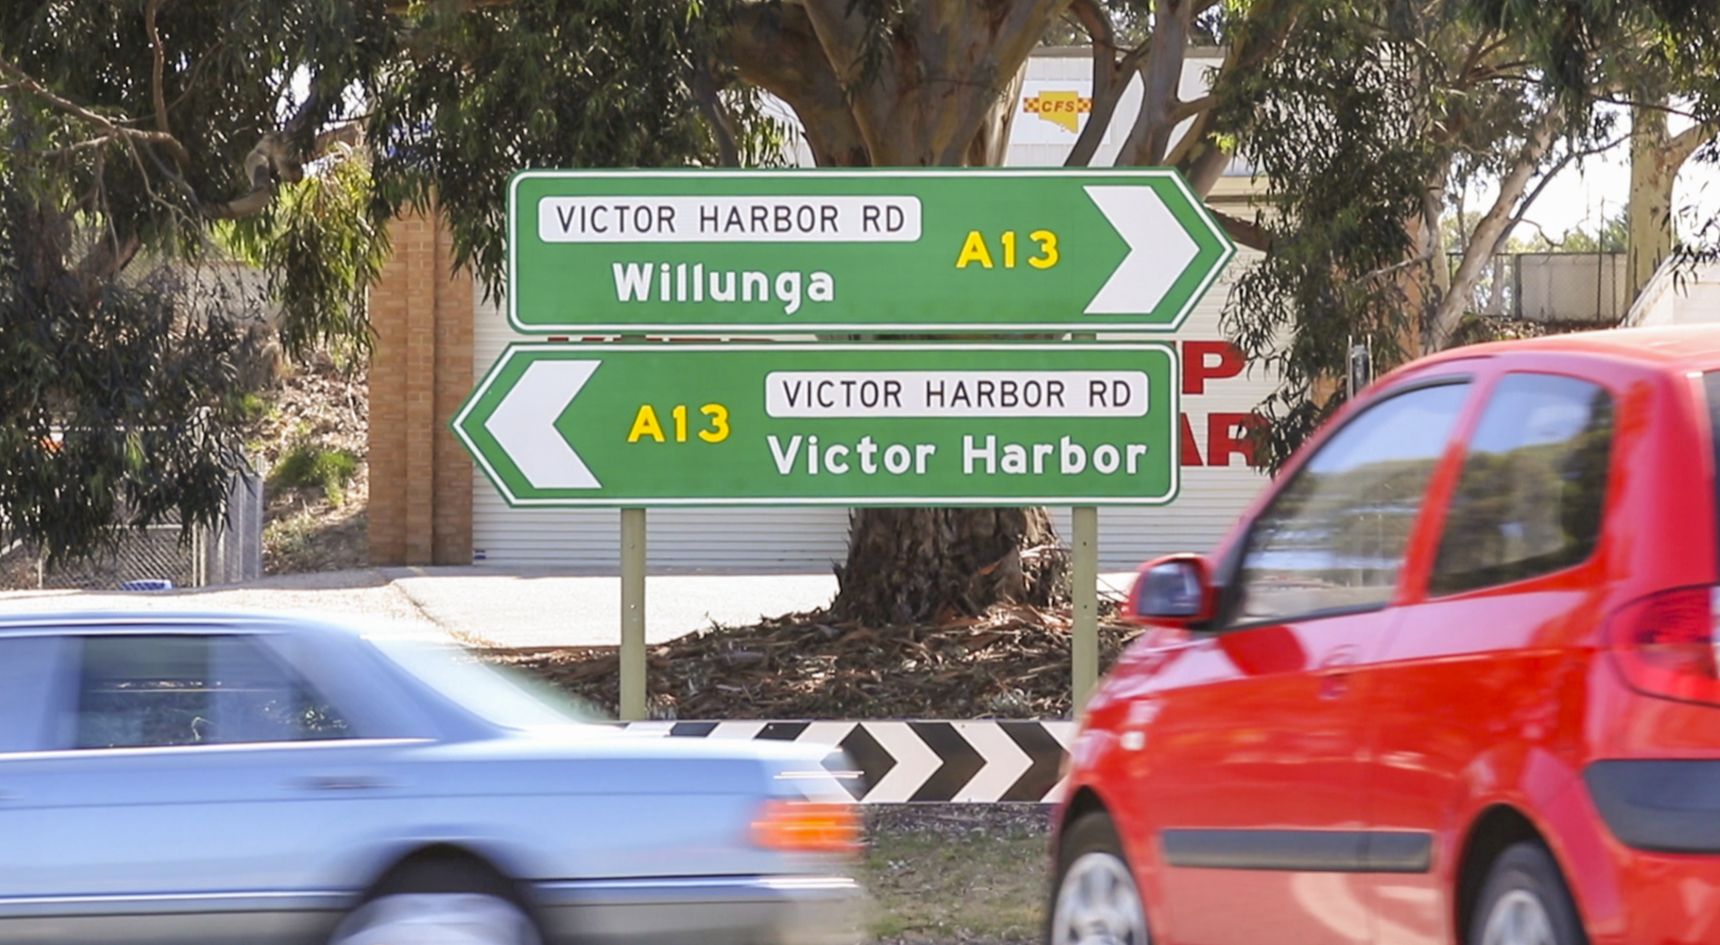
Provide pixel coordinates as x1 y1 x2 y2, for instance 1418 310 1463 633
482 601 1144 720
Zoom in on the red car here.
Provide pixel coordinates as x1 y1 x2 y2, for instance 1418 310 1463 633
1050 325 1720 945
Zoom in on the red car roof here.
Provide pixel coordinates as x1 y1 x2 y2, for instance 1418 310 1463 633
1411 323 1720 372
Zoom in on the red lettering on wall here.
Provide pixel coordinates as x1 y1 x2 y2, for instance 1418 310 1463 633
1182 341 1246 395
1207 412 1268 467
1179 413 1203 466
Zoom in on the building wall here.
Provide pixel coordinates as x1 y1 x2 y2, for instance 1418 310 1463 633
368 210 474 565
1625 257 1720 327
468 252 1273 572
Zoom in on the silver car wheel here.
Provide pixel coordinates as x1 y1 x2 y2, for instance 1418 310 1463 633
329 892 541 945
1050 850 1149 945
1479 889 1556 945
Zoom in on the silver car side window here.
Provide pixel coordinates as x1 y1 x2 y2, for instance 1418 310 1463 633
0 635 63 753
70 634 354 749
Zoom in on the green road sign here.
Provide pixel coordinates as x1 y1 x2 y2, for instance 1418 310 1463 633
454 343 1179 507
507 169 1233 334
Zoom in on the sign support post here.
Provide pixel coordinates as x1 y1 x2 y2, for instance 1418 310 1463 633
1071 506 1098 713
1072 327 1100 713
620 507 647 720
470 167 1239 717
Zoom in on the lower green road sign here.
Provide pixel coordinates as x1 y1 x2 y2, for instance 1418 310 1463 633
454 343 1179 507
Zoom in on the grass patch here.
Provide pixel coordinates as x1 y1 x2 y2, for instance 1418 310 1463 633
860 825 1048 942
270 441 359 505
235 391 275 423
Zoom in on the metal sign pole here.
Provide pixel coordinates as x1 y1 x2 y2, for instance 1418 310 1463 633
1072 325 1101 714
619 507 647 720
1072 506 1099 714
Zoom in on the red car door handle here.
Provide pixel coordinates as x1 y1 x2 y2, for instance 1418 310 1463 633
1319 673 1350 700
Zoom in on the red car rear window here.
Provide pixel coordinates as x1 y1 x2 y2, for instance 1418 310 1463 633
1707 372 1720 576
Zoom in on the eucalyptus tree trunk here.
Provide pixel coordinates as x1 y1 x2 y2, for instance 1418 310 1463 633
1627 103 1714 301
728 0 1071 626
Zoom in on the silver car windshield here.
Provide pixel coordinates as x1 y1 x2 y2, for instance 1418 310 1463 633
365 635 604 728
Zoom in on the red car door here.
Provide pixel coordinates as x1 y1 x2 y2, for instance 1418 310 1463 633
1360 366 1622 945
1136 379 1473 945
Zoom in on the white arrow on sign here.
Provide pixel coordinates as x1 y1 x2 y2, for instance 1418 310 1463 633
863 722 946 804
484 360 602 489
1083 185 1201 315
947 721 1034 803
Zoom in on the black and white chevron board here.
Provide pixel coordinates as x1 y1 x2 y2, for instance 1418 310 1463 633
620 720 1077 803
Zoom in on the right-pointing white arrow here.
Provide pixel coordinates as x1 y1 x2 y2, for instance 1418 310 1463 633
485 360 602 489
1083 185 1200 315
948 722 1033 802
862 722 945 804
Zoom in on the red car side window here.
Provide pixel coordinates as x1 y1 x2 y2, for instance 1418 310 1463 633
1227 381 1470 626
1429 373 1612 596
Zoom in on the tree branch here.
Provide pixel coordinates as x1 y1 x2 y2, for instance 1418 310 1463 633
1116 0 1190 166
1065 0 1120 167
727 1 869 166
0 57 193 168
694 64 741 167
1430 106 1565 350
1211 207 1271 252
1667 120 1718 169
1169 93 1215 125
146 0 174 146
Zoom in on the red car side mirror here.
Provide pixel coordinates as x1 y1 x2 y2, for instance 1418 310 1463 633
1126 554 1216 626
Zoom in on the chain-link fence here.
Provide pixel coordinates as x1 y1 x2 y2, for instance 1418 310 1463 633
0 471 263 591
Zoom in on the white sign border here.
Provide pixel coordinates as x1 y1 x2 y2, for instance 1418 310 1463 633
504 168 1235 336
454 341 1183 509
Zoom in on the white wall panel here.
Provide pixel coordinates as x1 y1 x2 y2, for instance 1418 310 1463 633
471 248 1272 572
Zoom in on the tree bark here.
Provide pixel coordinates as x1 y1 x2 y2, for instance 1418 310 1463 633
832 508 1065 624
797 0 1069 166
1427 107 1561 351
728 3 871 167
1627 102 1713 300
729 0 1073 626
1063 0 1140 168
1116 0 1190 166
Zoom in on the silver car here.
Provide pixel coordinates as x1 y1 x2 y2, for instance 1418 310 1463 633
0 611 863 945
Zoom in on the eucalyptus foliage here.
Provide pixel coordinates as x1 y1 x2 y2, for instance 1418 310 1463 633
0 142 255 563
0 0 392 559
369 0 767 296
1219 2 1440 467
0 0 738 562
1215 0 1720 470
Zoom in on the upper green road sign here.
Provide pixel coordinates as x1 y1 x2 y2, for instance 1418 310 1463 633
507 169 1234 334
453 342 1178 507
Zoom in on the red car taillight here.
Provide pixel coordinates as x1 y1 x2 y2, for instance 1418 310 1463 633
1606 585 1720 706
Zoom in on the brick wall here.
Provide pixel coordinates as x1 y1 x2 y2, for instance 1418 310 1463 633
368 210 474 565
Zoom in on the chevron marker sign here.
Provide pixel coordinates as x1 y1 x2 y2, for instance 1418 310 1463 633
619 720 1079 804
453 342 1178 507
508 168 1234 334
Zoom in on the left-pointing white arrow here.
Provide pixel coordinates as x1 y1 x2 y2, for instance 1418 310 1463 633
485 360 602 489
1083 185 1200 315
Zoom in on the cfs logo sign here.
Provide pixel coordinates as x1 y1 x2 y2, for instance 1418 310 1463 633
1020 91 1093 133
